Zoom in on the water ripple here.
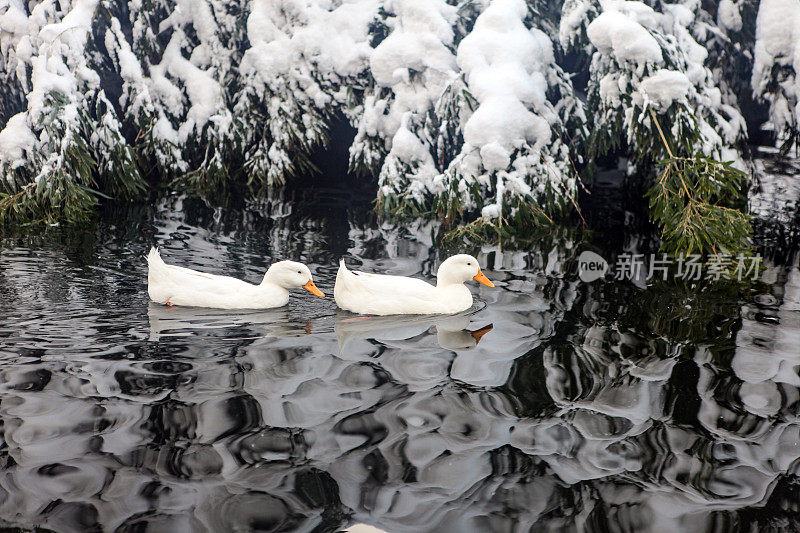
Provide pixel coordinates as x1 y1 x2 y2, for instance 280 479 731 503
0 193 799 531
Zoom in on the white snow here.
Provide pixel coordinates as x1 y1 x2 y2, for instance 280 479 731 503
389 119 435 166
752 0 800 138
369 1 455 88
368 0 456 134
587 10 662 66
457 0 554 157
570 0 747 170
0 0 783 220
481 203 501 218
0 2 28 35
105 17 154 115
0 113 36 170
159 31 227 142
0 0 30 91
356 0 458 202
613 0 660 30
238 0 380 184
480 143 511 173
638 69 692 109
717 0 743 32
0 0 113 176
27 0 98 121
599 73 623 106
294 2 378 77
410 0 580 217
559 0 592 47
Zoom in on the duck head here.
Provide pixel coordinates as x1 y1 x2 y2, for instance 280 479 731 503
436 254 495 288
263 261 325 297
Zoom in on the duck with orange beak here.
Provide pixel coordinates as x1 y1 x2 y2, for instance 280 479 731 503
334 254 495 315
147 248 325 309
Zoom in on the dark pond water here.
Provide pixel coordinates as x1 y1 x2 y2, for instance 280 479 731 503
1 157 800 532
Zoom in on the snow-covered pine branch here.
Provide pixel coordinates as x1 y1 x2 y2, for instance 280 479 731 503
362 0 586 224
432 0 584 222
0 0 145 221
0 0 792 229
752 0 800 151
237 0 379 187
562 0 748 173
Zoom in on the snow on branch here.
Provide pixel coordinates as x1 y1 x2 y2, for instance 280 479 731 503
563 0 748 173
431 0 582 222
752 0 800 151
0 0 790 225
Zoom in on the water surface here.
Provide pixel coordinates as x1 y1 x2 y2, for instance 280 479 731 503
0 168 799 531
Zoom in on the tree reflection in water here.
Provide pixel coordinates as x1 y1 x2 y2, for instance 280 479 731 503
0 192 798 531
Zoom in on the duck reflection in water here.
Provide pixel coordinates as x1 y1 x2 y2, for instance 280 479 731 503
147 303 314 341
334 312 493 353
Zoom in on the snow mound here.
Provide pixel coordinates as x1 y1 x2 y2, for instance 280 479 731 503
639 70 692 109
0 113 36 170
717 0 743 32
587 10 662 66
752 0 800 139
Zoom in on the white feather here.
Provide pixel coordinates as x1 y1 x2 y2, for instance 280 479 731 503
333 255 492 315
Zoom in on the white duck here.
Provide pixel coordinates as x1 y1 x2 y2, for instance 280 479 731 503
146 247 324 309
334 254 494 315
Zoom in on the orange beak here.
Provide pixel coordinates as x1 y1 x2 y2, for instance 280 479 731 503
473 269 494 287
470 324 493 344
303 280 325 297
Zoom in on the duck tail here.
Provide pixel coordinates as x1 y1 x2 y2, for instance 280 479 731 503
146 246 161 264
145 247 172 304
146 247 170 282
336 259 347 282
338 259 356 280
335 258 356 299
